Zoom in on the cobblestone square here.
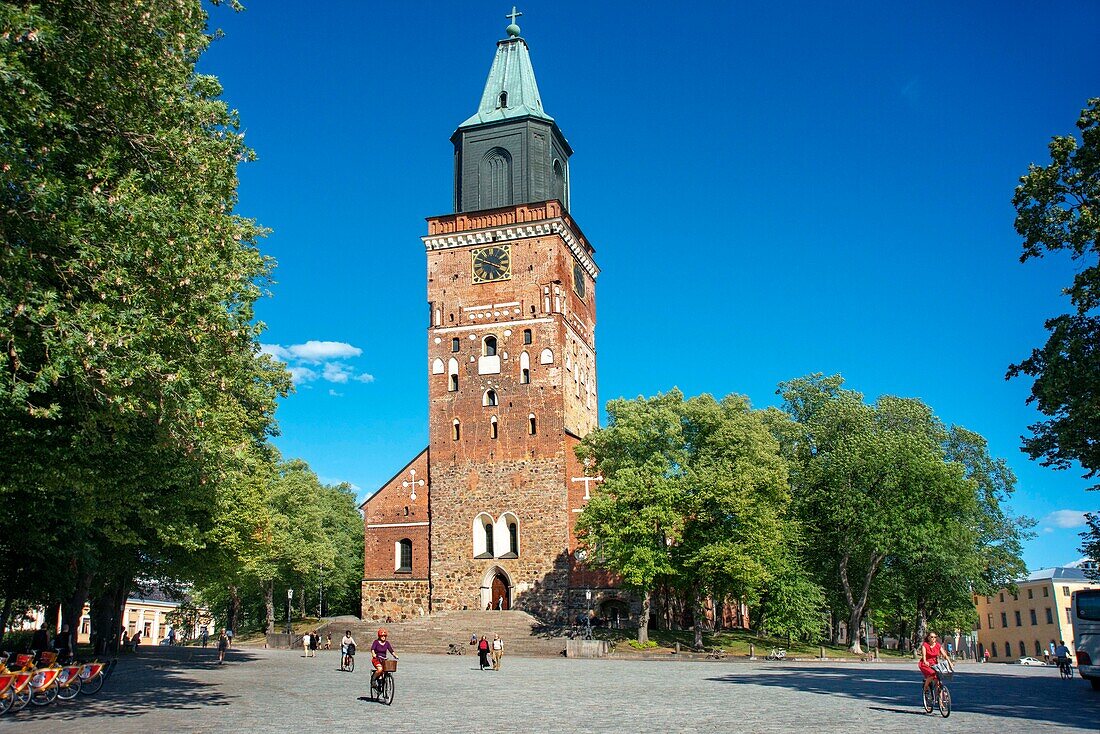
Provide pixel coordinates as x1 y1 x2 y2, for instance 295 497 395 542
7 647 1099 733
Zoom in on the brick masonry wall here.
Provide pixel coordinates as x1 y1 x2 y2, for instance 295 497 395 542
361 580 431 622
361 450 431 619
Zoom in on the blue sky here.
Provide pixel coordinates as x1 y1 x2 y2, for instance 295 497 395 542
198 1 1099 569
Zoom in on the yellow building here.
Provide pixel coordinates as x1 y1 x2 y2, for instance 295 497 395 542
974 566 1097 662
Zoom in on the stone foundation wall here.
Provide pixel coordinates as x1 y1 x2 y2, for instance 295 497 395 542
361 579 430 622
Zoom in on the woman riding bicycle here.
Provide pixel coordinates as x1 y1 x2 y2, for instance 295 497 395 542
340 630 357 669
919 631 954 698
370 628 397 684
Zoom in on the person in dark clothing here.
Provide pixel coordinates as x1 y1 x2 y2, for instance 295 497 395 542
31 624 50 653
477 635 490 670
54 624 73 660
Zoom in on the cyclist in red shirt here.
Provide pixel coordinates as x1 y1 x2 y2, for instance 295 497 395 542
919 631 953 698
371 628 397 684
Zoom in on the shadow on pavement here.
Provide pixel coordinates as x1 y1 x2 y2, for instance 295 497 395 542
5 646 258 723
706 665 1099 729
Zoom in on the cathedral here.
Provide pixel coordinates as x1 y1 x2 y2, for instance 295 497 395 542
360 15 627 625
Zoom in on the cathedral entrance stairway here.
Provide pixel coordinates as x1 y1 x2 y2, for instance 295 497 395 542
321 610 568 657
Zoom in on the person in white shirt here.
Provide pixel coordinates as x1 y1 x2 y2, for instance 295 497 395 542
491 633 504 670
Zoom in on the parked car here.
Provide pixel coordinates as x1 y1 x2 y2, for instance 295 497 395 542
1016 656 1044 666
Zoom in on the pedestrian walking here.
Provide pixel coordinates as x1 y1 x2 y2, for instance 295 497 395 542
303 631 312 657
217 629 229 664
310 630 319 654
325 632 332 650
226 628 234 648
201 626 209 648
477 635 490 670
491 633 504 670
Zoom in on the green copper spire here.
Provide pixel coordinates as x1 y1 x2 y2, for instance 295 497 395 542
451 10 572 213
458 10 553 128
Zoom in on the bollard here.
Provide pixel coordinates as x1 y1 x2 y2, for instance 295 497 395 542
820 645 825 659
675 642 680 654
749 643 754 659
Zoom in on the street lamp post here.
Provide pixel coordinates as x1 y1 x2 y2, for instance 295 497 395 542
318 562 325 619
286 588 293 635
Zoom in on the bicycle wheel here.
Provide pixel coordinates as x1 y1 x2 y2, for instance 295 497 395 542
380 673 394 706
57 676 81 701
31 683 58 706
922 683 934 713
938 684 951 718
348 656 355 673
0 690 12 715
80 672 104 696
11 687 31 713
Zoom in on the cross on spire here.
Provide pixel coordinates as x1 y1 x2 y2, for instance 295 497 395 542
506 6 523 25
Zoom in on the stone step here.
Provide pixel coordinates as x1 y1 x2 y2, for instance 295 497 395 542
319 610 569 657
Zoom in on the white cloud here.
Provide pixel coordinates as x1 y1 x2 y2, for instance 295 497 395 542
287 341 362 364
1044 510 1088 529
325 362 358 384
328 389 344 397
264 339 375 389
260 343 292 360
288 366 319 384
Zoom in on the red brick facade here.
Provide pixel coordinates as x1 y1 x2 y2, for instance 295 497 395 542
362 201 629 622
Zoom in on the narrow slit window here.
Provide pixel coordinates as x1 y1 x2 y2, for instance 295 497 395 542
452 419 461 441
523 329 532 344
508 522 518 555
528 414 536 435
484 389 498 407
449 374 459 391
485 523 495 556
451 337 460 352
499 91 508 108
490 416 498 439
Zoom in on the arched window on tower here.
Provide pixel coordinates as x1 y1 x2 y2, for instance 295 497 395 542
483 389 498 407
520 351 530 384
499 91 508 108
483 335 497 356
540 348 554 365
473 513 494 558
448 357 459 391
528 413 537 435
490 415 498 439
551 158 566 204
452 419 461 441
479 147 513 209
395 539 412 573
495 512 520 558
432 358 445 375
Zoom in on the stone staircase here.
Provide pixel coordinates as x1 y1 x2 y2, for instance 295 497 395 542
320 610 568 657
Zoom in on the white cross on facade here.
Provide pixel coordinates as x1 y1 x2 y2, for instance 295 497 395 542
571 474 603 501
402 468 424 501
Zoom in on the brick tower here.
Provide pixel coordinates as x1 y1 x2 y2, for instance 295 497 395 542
361 16 620 624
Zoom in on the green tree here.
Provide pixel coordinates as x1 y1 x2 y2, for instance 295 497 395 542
575 391 686 644
0 0 289 641
1008 98 1100 572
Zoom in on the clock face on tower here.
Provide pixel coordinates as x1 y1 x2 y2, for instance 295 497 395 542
573 259 586 299
471 245 512 283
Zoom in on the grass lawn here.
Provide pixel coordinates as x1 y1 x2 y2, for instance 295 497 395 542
597 627 913 660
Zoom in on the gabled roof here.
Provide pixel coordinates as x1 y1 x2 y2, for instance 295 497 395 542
1024 566 1092 583
459 34 553 129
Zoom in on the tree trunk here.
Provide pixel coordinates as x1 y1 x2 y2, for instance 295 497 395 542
62 568 94 643
838 550 885 654
227 585 240 635
0 596 12 649
264 580 275 634
637 590 651 645
693 591 705 649
915 598 929 646
44 600 59 633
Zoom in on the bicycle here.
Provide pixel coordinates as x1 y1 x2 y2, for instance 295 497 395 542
340 644 356 673
765 648 787 661
369 659 396 706
922 664 952 718
1058 657 1073 680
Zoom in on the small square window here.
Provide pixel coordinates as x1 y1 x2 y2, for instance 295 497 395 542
1027 589 1033 599
451 337 460 352
523 329 532 344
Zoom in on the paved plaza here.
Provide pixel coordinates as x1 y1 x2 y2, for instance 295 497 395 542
5 646 1099 733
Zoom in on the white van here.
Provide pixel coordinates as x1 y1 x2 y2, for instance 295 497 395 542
1071 588 1100 690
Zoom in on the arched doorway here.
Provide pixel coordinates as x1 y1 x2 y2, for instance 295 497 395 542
480 566 512 610
599 599 630 629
